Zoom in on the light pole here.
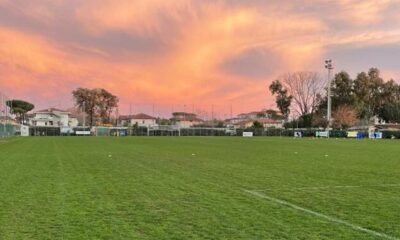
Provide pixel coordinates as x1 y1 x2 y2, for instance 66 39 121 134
324 59 334 136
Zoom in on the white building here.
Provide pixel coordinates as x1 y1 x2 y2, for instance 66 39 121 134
237 111 265 120
119 113 157 127
29 108 79 127
233 118 283 129
171 112 204 128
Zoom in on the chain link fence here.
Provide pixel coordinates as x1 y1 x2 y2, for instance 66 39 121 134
0 91 16 137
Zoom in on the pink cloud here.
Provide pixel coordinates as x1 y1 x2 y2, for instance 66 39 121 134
0 0 399 117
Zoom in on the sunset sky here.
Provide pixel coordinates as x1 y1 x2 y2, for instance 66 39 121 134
1 0 400 118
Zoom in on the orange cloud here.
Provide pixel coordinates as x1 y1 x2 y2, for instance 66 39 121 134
0 0 399 117
333 0 392 25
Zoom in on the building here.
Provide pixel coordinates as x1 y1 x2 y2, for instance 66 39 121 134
224 117 243 126
257 118 283 128
233 118 283 129
29 108 79 127
237 111 266 120
0 116 17 125
171 112 204 128
119 113 157 127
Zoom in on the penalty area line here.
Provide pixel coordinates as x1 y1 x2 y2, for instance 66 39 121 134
252 183 400 192
243 190 399 240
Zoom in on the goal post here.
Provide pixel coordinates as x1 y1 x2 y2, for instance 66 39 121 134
147 125 181 136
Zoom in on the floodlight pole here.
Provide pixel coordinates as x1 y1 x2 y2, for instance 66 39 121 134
82 101 86 128
324 59 334 138
1 93 5 137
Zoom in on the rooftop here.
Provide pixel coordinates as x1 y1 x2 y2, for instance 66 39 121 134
119 113 157 120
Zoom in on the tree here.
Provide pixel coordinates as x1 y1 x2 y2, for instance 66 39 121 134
72 88 97 127
353 68 384 121
331 71 356 109
72 88 119 126
332 105 357 129
265 109 284 120
268 80 292 119
312 114 329 128
277 72 324 116
314 71 356 122
252 121 263 129
380 102 400 123
95 89 119 124
283 113 313 129
6 100 34 124
158 118 172 125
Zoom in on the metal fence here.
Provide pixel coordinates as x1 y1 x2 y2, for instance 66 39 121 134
0 91 15 137
0 123 15 137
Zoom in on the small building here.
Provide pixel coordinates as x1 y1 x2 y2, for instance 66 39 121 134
237 111 265 120
375 124 400 131
257 118 283 128
0 116 17 125
29 108 79 127
119 113 157 127
224 117 243 126
171 112 204 128
233 119 283 129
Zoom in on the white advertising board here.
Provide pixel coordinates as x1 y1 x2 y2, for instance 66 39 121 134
316 131 329 138
20 125 30 137
76 131 91 136
369 132 382 139
243 132 253 137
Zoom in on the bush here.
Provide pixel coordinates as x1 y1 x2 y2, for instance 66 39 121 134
381 130 400 139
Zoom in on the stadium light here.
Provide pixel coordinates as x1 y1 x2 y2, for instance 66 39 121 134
324 59 334 136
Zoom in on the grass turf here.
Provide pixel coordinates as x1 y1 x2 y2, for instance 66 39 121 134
0 137 399 239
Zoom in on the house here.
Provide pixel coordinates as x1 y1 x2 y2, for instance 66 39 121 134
375 124 400 131
257 118 283 128
171 112 204 128
119 113 157 127
233 118 283 129
29 108 79 127
224 117 243 126
237 111 264 120
0 116 17 125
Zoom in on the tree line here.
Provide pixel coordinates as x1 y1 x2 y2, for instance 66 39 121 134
269 68 400 129
5 88 119 127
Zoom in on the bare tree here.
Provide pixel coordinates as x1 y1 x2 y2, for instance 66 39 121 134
278 72 325 116
72 88 119 126
332 105 357 129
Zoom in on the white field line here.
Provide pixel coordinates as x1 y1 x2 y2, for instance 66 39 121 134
252 183 400 192
244 190 399 240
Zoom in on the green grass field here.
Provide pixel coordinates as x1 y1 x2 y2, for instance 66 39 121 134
1 137 399 239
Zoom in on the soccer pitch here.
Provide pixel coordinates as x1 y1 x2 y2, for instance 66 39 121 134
1 137 399 239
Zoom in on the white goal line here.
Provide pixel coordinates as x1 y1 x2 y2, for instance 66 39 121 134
244 190 399 240
251 183 400 192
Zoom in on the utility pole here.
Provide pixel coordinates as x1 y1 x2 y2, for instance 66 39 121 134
325 59 334 137
82 101 86 128
1 93 5 136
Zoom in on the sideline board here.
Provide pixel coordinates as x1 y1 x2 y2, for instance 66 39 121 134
20 125 29 137
76 131 91 136
243 132 253 137
347 131 358 138
369 132 382 139
294 131 303 138
316 131 329 138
